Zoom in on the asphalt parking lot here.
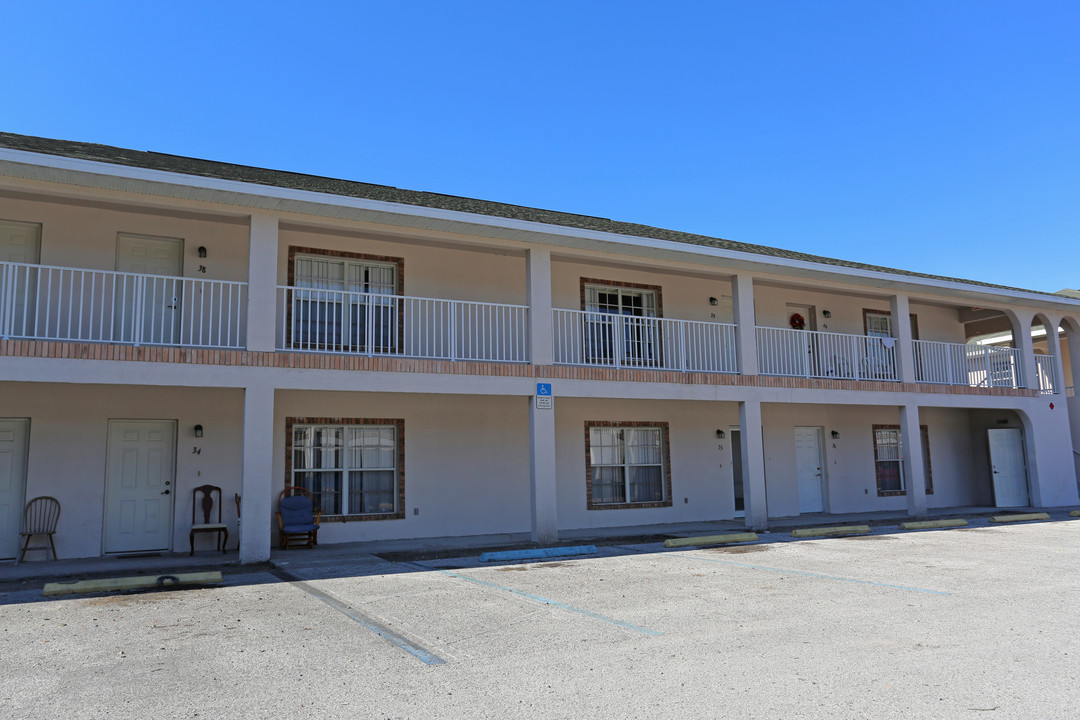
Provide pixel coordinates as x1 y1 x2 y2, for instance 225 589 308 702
1 521 1077 720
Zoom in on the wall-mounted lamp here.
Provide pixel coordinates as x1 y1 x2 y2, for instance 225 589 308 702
709 297 719 306
194 424 204 438
822 310 832 318
197 246 207 259
830 430 839 440
715 429 726 439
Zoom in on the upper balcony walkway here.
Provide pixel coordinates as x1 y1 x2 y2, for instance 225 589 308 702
0 260 1062 396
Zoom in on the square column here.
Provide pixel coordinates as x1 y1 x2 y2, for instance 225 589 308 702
526 248 554 366
239 384 275 563
889 294 916 383
739 400 768 530
246 214 279 352
732 273 758 376
529 392 558 543
899 404 927 517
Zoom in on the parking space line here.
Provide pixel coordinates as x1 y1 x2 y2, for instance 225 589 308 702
676 555 952 596
407 562 661 637
270 568 446 665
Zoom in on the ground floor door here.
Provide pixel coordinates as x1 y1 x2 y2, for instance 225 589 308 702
795 426 825 513
104 420 176 553
988 428 1029 508
0 419 29 559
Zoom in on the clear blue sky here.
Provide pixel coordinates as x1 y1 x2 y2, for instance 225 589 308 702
3 1 1077 292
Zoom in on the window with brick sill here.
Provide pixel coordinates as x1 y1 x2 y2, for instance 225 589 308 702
873 424 933 497
286 418 405 521
585 421 672 510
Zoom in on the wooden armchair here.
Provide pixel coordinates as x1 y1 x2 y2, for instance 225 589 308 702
276 486 322 550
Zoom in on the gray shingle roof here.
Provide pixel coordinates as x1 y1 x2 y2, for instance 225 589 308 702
0 131 1064 299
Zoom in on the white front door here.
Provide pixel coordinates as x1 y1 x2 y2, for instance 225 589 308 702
988 428 1029 508
795 426 825 513
115 234 183 344
0 419 29 559
0 220 42 337
104 420 176 553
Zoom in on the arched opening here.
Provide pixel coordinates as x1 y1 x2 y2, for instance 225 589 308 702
1060 316 1080 488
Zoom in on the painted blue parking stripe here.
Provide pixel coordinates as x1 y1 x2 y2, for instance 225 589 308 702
409 563 661 636
479 545 597 562
680 555 951 596
271 568 445 665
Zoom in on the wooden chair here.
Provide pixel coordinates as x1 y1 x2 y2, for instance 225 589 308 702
276 486 322 550
16 496 60 564
190 484 228 555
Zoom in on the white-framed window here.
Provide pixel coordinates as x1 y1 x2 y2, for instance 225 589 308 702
583 282 660 365
290 253 398 352
586 423 670 507
872 424 933 497
290 422 400 517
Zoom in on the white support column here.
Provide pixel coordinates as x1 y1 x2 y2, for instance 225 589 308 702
899 404 927 517
1044 313 1067 396
526 248 554 366
739 400 767 530
1008 310 1039 390
890 293 916 383
529 393 558 543
239 384 275 564
246 214 279 352
1020 405 1080 508
732 273 758 376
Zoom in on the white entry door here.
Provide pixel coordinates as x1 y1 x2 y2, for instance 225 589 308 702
0 419 29 559
104 420 176 553
0 220 42 337
115 234 183 345
795 426 825 513
988 428 1029 508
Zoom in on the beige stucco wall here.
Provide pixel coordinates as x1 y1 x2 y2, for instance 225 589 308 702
272 391 532 544
553 398 741 530
0 382 244 559
550 260 735 323
753 283 967 342
0 196 250 282
278 228 527 304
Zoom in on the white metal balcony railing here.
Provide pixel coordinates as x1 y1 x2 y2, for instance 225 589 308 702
551 309 738 373
1034 353 1058 395
756 326 898 381
912 340 1025 390
277 286 530 362
0 261 247 348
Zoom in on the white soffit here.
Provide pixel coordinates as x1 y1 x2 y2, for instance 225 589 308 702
2 148 1079 313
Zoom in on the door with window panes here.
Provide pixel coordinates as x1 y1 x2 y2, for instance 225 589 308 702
865 311 916 379
584 285 658 366
291 256 396 353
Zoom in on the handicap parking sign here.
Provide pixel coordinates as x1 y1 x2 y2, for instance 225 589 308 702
535 383 553 409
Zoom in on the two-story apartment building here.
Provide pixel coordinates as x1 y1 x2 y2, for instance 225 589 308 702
1 132 1078 564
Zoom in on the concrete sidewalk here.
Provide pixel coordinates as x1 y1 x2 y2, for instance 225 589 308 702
2 504 1073 585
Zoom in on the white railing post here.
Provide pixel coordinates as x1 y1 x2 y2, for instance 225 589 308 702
448 302 457 361
677 320 687 372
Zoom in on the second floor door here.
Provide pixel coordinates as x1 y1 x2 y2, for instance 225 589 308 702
115 234 183 345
